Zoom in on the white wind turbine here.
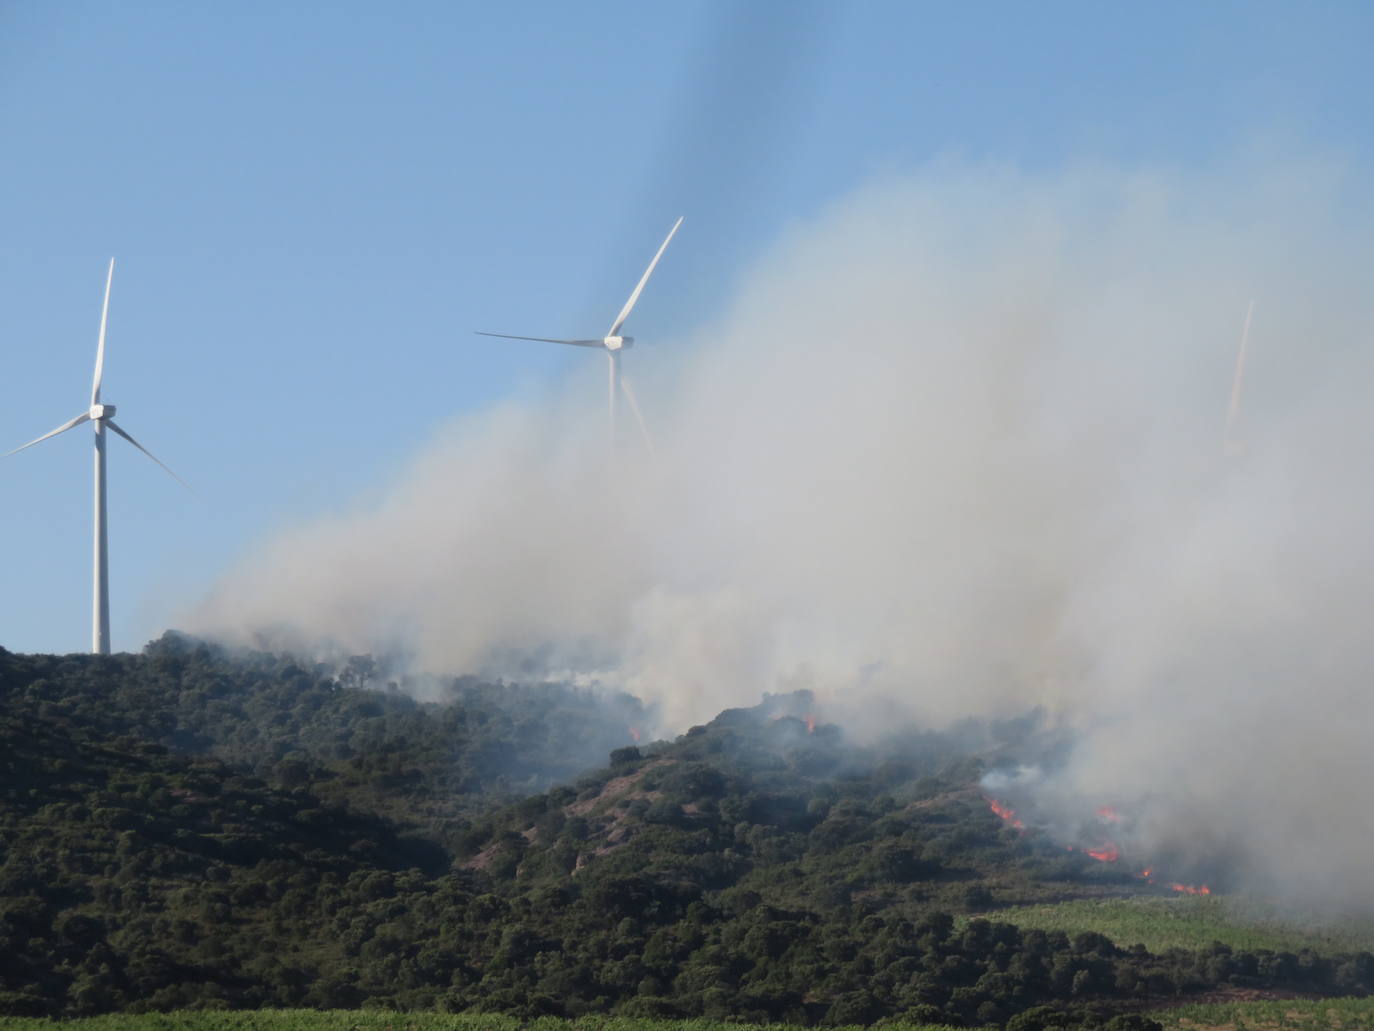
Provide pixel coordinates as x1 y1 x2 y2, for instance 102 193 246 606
1223 299 1255 457
5 259 187 655
477 217 683 450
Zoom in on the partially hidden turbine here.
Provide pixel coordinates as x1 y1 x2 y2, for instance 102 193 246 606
1223 299 1255 458
5 259 187 655
476 217 683 450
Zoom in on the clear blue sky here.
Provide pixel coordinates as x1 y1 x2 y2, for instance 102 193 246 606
1 0 1370 654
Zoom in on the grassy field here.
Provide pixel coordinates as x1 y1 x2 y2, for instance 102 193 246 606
0 1016 955 1031
1152 997 1374 1030
1 1005 1371 1031
979 897 1374 954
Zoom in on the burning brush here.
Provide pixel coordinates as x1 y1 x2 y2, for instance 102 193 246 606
983 792 1214 896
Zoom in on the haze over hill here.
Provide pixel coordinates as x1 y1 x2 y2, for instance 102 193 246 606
188 158 1374 914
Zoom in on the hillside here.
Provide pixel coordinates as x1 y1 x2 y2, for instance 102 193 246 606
1 639 1370 1026
0 634 648 834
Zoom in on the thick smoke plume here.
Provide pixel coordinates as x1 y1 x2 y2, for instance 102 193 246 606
189 157 1374 910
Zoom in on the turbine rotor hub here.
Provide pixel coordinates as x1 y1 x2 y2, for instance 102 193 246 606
89 403 115 421
603 335 633 350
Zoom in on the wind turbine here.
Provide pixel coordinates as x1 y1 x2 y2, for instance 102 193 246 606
477 217 683 450
1223 299 1255 458
5 259 186 655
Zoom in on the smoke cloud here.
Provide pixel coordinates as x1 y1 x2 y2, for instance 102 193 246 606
188 155 1374 910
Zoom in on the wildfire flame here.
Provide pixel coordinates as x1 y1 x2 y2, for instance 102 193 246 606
986 797 1025 830
980 796 1219 895
628 726 641 742
805 714 816 734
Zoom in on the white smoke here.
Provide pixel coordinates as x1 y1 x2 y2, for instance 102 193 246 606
188 156 1374 908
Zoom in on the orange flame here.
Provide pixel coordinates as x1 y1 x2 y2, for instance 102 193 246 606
805 714 816 734
986 797 1025 830
628 726 641 742
980 798 1214 890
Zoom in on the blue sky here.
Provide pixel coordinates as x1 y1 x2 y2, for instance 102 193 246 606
1 0 1371 655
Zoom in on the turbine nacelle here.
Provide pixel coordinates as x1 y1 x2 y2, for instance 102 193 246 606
472 216 682 454
89 403 115 421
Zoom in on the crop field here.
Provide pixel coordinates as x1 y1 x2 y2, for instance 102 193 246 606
3 1006 1374 1031
0 1016 955 1031
1152 997 1374 1030
979 897 1374 954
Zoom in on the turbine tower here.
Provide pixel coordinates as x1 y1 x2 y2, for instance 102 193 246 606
5 259 186 655
476 217 683 450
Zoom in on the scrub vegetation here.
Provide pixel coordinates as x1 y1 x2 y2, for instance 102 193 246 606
2 636 1370 1027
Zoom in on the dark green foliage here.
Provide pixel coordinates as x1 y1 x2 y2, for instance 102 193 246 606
8 633 647 814
0 638 1369 1026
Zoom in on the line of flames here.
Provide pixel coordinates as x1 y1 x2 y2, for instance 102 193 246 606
985 796 1211 896
987 798 1025 829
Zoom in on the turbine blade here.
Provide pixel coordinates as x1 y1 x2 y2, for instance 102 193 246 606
4 411 92 458
620 374 655 454
92 258 115 406
105 420 190 489
475 331 605 348
608 216 683 338
1223 299 1255 457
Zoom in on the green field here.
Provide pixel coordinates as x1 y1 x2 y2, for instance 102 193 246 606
978 898 1374 955
2 1007 1374 1031
0 1016 955 1031
1152 997 1374 1030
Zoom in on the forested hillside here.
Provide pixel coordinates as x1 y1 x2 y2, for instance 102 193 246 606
1 638 1369 1026
1 634 648 834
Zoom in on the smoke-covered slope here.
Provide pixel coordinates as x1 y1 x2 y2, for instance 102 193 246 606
185 162 1374 918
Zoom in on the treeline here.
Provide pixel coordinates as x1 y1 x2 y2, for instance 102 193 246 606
0 638 1369 1026
1 633 648 832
